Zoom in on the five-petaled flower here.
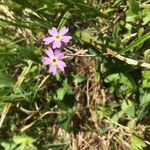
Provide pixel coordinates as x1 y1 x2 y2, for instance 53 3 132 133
42 48 66 75
43 26 72 49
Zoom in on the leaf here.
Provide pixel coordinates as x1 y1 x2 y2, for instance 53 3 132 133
73 74 86 84
59 0 109 24
142 70 150 80
0 70 15 88
75 30 104 56
58 11 71 29
121 100 135 117
56 88 67 101
142 79 150 88
58 113 73 132
130 135 146 150
111 111 124 123
0 51 16 56
1 141 17 150
56 79 72 101
142 8 150 24
142 70 150 88
119 74 136 90
58 94 75 112
126 9 138 22
105 73 119 83
59 0 84 4
0 92 31 101
0 18 36 30
127 118 137 129
12 135 36 150
104 73 136 90
76 3 109 19
112 22 120 39
75 30 101 46
138 27 144 38
120 32 150 53
140 92 150 107
143 49 150 62
138 92 150 120
126 0 140 22
128 0 140 14
13 135 34 144
16 45 40 63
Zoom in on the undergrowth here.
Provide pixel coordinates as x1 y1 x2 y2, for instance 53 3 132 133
0 0 150 149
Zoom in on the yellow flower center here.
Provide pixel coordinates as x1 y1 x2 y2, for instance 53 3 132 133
51 57 57 64
54 34 62 40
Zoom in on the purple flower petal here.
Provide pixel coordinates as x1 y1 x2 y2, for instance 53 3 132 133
43 37 54 45
61 36 72 43
54 50 64 59
42 26 71 75
48 27 58 36
45 48 54 58
59 26 69 36
49 64 57 75
57 61 66 72
42 57 50 65
52 40 61 49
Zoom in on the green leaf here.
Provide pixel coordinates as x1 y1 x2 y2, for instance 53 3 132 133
0 18 36 30
16 45 40 63
13 135 34 144
140 92 150 107
76 3 109 19
58 11 71 29
61 0 107 18
58 94 75 110
0 92 31 101
75 30 101 46
142 8 150 24
130 135 146 150
120 32 150 53
75 30 104 57
1 141 17 150
126 0 140 22
142 70 150 88
56 79 72 101
56 88 67 101
143 49 150 62
58 113 72 132
142 79 150 88
138 92 150 120
126 9 138 22
112 22 120 39
142 70 150 80
104 73 136 90
111 111 124 123
10 135 36 150
121 100 135 117
73 74 86 84
0 70 15 88
138 27 144 38
128 0 140 14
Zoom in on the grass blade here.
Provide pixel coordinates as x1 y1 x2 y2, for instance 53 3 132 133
120 32 150 53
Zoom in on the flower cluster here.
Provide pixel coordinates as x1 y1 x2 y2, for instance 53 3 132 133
42 26 72 75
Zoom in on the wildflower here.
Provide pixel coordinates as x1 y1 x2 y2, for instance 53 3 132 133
43 26 72 49
42 48 66 75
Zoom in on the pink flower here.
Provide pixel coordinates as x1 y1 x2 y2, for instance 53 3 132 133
43 26 72 49
42 48 66 75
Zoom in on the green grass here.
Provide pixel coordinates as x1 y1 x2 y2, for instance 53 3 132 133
0 0 150 149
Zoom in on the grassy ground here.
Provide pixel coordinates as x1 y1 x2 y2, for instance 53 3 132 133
0 0 150 149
